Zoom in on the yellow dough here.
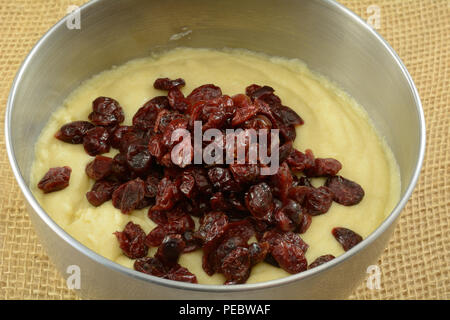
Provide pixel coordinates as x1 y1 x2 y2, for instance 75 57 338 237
30 48 400 284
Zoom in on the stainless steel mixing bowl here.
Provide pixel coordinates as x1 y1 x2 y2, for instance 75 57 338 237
5 0 425 299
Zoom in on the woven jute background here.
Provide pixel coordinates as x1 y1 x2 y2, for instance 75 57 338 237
0 0 448 300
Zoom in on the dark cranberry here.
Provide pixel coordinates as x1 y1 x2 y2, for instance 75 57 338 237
144 176 159 198
308 254 335 269
110 126 134 149
126 143 152 175
207 167 240 192
55 121 95 144
275 209 295 232
182 230 202 253
296 213 312 234
155 234 186 267
83 126 110 156
85 155 113 180
114 222 148 259
86 180 119 206
112 178 146 214
133 97 169 131
248 85 275 101
229 163 260 185
134 257 166 277
245 182 274 221
222 247 251 285
186 84 222 104
286 149 315 172
152 177 181 211
271 162 293 202
88 97 124 126
179 171 196 198
305 158 342 177
165 264 198 283
248 242 270 266
279 105 304 126
243 115 273 130
304 186 334 216
332 227 363 251
325 175 365 206
245 84 262 97
271 241 307 274
37 166 71 193
231 103 259 127
154 77 185 90
168 87 190 112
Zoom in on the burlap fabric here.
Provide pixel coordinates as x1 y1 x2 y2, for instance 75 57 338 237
0 0 448 300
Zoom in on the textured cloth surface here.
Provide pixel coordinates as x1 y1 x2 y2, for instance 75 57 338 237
0 0 448 300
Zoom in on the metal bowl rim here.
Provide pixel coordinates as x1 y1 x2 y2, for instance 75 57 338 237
5 0 426 293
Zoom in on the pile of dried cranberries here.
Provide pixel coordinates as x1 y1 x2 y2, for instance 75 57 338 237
38 77 365 284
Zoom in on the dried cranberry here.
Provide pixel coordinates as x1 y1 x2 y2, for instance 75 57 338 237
296 213 312 234
154 77 185 90
134 257 166 277
262 229 309 254
304 186 334 216
114 222 148 259
55 121 95 144
222 247 251 285
248 85 275 101
332 227 363 251
271 241 307 274
248 242 270 266
243 115 273 131
144 175 159 198
145 225 167 247
279 105 304 126
245 182 274 221
186 84 222 104
245 84 262 97
126 143 152 175
286 149 315 172
207 167 240 192
305 158 342 177
179 171 196 198
85 155 113 180
110 126 134 149
168 87 190 112
275 209 295 232
83 126 110 156
155 234 186 267
308 254 335 269
271 162 293 202
165 264 198 283
37 166 71 193
262 230 308 274
133 97 169 131
182 230 202 253
152 177 181 211
229 163 260 185
88 97 124 126
231 103 259 127
154 109 183 133
86 179 119 206
112 178 146 214
325 175 365 206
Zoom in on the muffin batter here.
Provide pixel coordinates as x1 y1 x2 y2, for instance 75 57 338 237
30 48 400 284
